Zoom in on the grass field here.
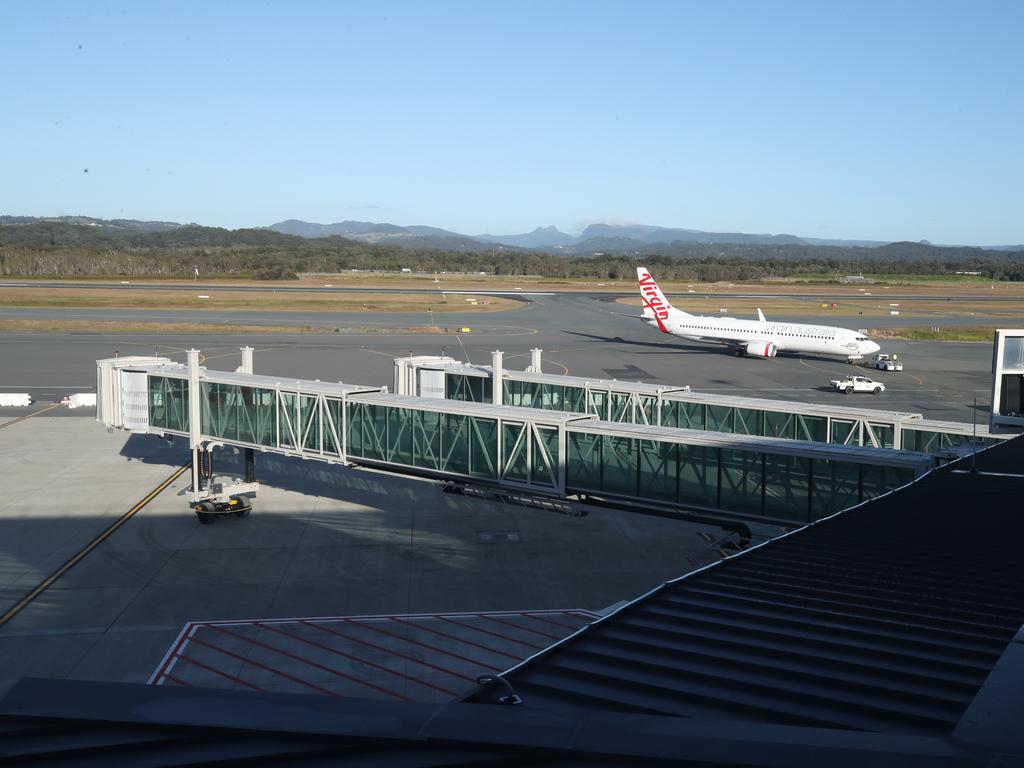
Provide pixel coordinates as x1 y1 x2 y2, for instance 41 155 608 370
615 295 1024 319
868 326 998 342
0 288 519 313
0 319 447 334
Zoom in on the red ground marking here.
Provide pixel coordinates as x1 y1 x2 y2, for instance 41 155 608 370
338 619 501 673
438 616 544 650
159 672 192 687
519 612 592 630
390 617 523 660
301 619 479 683
481 614 562 640
209 625 409 701
188 634 332 696
256 622 458 698
167 659 264 696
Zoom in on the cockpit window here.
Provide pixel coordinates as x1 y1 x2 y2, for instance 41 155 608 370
855 336 870 341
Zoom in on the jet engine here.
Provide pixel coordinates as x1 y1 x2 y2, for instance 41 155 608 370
744 341 778 358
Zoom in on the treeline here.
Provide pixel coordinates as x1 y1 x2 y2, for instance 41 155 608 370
2 222 1023 282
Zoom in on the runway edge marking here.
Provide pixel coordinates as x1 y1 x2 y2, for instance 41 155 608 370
0 463 189 628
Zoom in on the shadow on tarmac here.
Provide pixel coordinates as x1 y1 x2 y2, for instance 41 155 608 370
120 435 407 503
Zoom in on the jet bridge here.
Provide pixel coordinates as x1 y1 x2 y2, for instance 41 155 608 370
395 351 1007 455
98 349 933 525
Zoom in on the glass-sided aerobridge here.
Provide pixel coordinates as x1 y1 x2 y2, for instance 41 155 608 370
395 352 1007 454
98 349 935 525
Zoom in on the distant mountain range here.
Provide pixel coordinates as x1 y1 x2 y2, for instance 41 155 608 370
267 219 1024 252
0 215 181 232
3 215 1021 253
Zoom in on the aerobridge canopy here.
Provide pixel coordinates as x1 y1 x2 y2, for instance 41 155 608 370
99 352 939 523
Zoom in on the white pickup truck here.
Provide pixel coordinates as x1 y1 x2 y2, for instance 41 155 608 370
831 375 886 394
873 354 903 372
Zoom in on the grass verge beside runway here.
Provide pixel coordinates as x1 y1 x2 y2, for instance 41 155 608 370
0 320 447 334
0 288 519 313
868 326 998 342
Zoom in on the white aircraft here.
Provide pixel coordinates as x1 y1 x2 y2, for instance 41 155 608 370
635 267 881 360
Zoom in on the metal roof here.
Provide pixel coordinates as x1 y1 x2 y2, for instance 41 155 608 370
503 370 688 395
348 392 597 424
471 435 1024 738
570 420 934 470
0 677 995 767
141 364 385 397
663 390 923 422
903 418 1008 439
202 369 384 397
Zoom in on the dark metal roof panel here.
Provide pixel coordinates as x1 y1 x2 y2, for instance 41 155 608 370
473 436 1024 737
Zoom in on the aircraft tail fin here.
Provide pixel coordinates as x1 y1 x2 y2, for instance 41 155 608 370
637 268 690 333
757 308 767 323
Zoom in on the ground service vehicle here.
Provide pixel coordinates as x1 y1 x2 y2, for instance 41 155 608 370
873 354 903 372
831 375 886 394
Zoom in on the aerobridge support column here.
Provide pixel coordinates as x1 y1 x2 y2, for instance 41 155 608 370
527 348 543 373
239 346 254 374
238 348 256 485
492 350 503 405
188 348 202 502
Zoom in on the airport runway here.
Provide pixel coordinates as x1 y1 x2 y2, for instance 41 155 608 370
0 292 999 421
1 278 1022 302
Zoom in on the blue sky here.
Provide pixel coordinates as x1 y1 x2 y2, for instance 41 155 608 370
2 1 1022 244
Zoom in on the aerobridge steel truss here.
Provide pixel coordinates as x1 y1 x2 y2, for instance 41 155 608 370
99 352 934 524
396 356 1007 454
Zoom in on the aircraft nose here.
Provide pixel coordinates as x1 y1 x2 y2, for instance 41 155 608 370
867 341 881 354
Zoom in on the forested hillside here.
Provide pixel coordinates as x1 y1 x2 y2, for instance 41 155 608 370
2 222 1023 281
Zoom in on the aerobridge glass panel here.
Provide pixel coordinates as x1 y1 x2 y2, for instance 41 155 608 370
588 391 608 419
638 440 677 503
678 445 717 509
867 423 896 449
719 448 763 515
413 410 441 470
811 459 861 516
531 426 559 487
148 376 189 433
540 384 563 410
764 411 795 440
564 386 586 414
733 407 761 436
201 382 248 444
610 393 631 422
797 415 827 443
346 402 386 461
300 395 319 452
502 422 528 482
566 432 601 491
446 373 491 403
602 436 638 496
279 392 298 449
902 428 942 453
469 417 498 480
387 407 413 465
672 401 705 430
764 454 810 522
706 405 733 433
440 414 470 475
830 420 858 446
1003 336 1024 371
638 396 657 425
323 399 342 456
862 465 915 500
